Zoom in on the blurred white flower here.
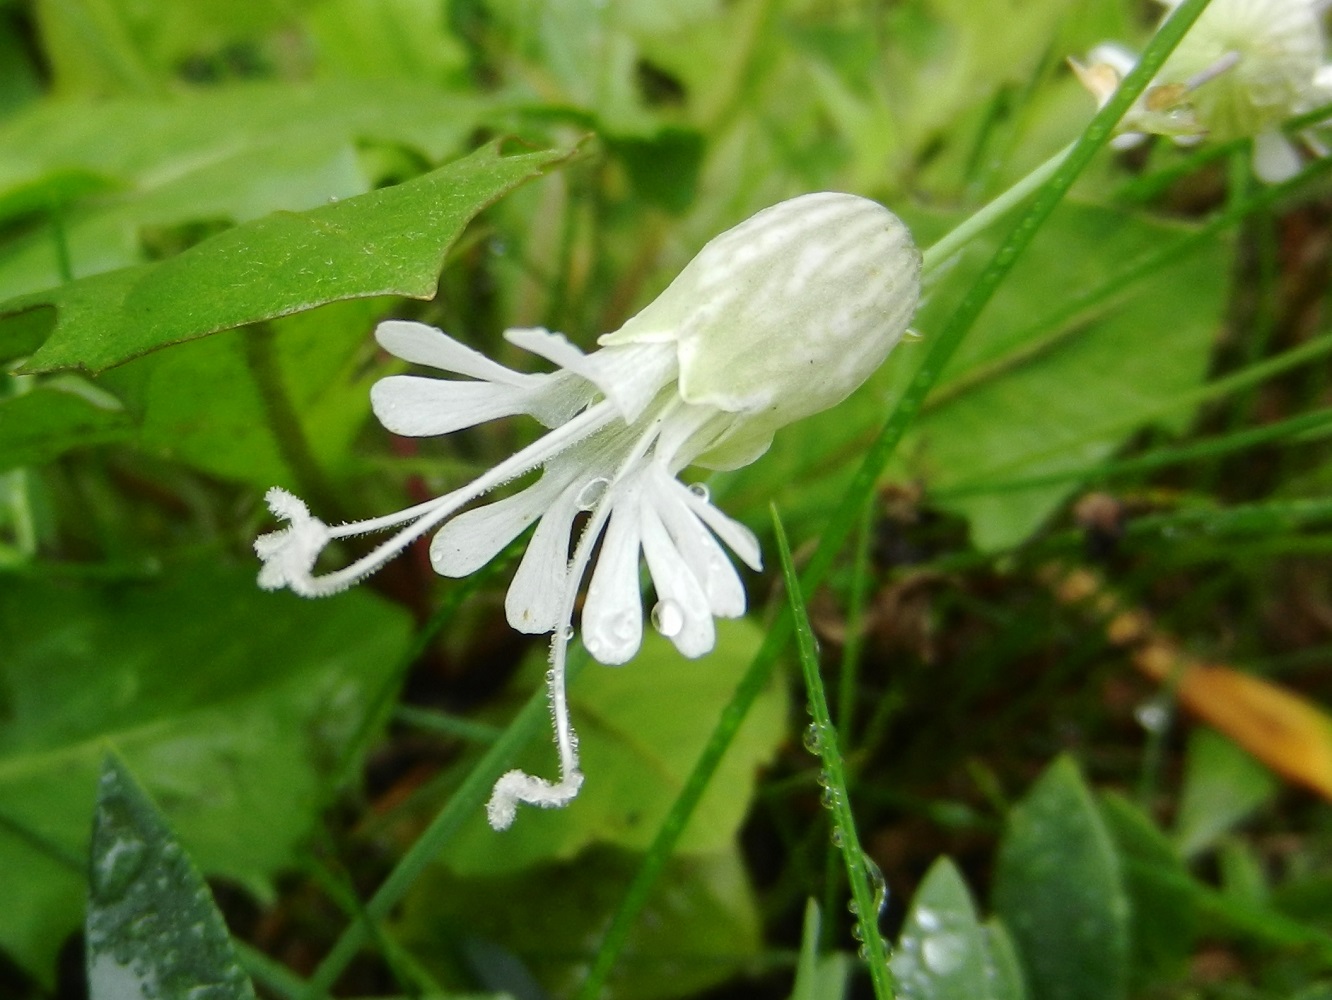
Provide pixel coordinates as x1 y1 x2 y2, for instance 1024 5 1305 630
256 192 921 828
1072 0 1332 181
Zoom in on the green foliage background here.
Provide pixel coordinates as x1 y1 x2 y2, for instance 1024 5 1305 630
2 0 1332 998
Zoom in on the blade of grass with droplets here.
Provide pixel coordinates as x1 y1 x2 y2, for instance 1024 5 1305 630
574 2 1217 994
772 506 894 998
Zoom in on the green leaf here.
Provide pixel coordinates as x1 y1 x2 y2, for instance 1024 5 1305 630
982 919 1028 1000
0 561 413 983
0 384 132 472
439 618 787 875
892 856 994 1000
790 900 852 1000
1173 727 1279 859
991 756 1130 1000
95 297 386 487
1098 791 1198 987
87 755 256 1000
4 141 576 374
397 845 761 1000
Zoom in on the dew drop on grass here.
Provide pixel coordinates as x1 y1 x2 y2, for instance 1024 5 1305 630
802 722 823 754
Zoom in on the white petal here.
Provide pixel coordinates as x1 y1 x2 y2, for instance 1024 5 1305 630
430 475 559 578
507 328 677 423
371 375 539 436
506 477 583 634
640 499 715 658
581 484 644 665
376 320 528 384
675 479 763 571
654 472 747 618
1253 129 1303 183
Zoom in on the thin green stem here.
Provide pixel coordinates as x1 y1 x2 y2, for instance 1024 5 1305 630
574 1 1216 989
242 324 342 520
299 650 588 1000
773 508 894 999
821 494 876 947
921 142 1072 276
48 198 74 284
393 704 503 743
235 942 307 1000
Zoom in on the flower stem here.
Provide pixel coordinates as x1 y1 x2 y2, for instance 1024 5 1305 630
773 508 894 997
243 324 342 520
921 141 1074 277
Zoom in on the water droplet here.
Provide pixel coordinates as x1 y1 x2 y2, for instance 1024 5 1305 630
820 785 839 810
922 932 965 975
865 854 889 917
857 943 870 961
91 835 148 904
576 477 610 511
903 328 923 341
802 723 823 754
651 600 683 637
688 482 710 502
914 906 941 932
560 625 575 641
851 923 864 942
847 898 860 916
831 828 844 848
1135 697 1170 733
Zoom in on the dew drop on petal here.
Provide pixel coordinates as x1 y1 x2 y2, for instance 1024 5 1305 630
650 599 684 637
560 625 575 641
576 477 610 511
687 482 710 502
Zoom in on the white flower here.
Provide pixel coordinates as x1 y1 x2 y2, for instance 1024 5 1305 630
255 192 921 829
1072 0 1332 181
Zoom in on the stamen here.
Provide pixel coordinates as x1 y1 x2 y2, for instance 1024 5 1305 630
261 400 621 596
1185 50 1242 92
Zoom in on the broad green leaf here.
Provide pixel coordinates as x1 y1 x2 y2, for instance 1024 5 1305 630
0 384 131 472
790 900 852 1000
397 846 761 1000
1173 726 1279 859
440 618 787 875
87 756 256 1000
4 141 576 374
982 919 1028 1000
0 138 369 302
892 856 993 1000
0 80 481 199
992 757 1130 1000
0 562 412 983
1098 792 1198 987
